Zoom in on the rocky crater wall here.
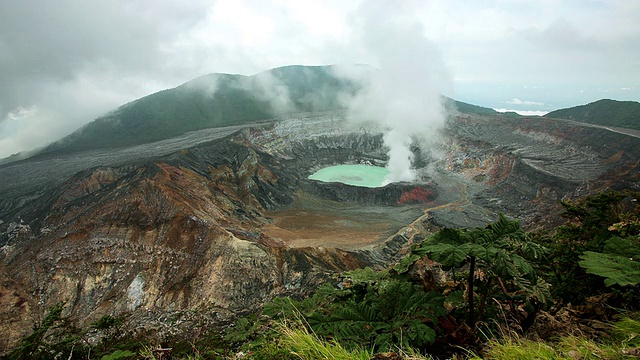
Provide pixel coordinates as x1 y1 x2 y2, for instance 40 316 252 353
0 132 380 350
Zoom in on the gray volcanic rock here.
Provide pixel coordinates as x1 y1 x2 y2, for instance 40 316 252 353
442 113 640 227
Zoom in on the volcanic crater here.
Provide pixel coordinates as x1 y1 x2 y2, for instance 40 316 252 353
0 108 639 350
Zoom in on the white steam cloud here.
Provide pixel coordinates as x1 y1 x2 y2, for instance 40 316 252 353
338 1 450 184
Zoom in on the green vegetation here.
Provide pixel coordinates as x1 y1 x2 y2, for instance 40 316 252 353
580 236 640 287
278 324 374 360
467 314 640 359
404 214 547 331
264 268 446 352
468 329 639 360
41 73 273 155
100 350 136 360
538 190 640 305
3 190 639 359
546 99 640 130
4 303 75 360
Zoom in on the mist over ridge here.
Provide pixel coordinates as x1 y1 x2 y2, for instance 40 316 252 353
2 56 638 170
25 65 354 159
6 63 434 163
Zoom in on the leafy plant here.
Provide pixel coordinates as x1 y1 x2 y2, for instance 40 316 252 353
265 268 446 352
540 190 640 304
405 214 547 331
579 236 640 286
101 349 136 360
308 280 444 350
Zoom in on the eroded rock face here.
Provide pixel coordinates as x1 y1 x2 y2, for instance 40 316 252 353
441 114 640 228
0 134 370 350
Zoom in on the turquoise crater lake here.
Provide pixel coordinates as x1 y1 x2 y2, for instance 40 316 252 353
308 164 390 188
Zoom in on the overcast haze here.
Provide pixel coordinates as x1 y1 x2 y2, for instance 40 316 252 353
1 0 639 159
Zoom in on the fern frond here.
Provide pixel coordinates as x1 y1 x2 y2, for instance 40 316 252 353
392 254 422 274
517 240 547 260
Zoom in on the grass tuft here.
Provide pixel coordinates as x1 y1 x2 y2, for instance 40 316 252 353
612 314 640 347
278 322 373 360
468 337 558 360
465 317 640 360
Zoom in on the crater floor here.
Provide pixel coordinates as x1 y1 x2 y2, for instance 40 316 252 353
263 192 422 249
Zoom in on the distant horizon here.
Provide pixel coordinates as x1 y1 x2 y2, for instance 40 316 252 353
451 82 639 117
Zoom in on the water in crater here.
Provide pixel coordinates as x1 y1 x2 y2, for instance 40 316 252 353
308 164 390 188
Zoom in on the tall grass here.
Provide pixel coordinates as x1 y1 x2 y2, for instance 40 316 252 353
612 316 640 347
247 315 640 360
466 315 640 360
278 323 373 360
274 321 448 360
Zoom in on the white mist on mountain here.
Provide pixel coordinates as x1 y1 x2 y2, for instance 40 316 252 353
183 73 221 97
186 70 295 115
337 1 450 184
247 71 295 114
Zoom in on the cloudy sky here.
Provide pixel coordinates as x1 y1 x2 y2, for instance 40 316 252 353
1 0 638 158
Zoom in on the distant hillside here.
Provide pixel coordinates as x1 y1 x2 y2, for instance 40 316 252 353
546 99 640 130
38 65 354 156
14 65 508 160
444 98 520 118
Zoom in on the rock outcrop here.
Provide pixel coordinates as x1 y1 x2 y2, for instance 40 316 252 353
0 133 370 350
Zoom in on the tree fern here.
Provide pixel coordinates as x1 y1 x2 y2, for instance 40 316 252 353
483 213 526 242
419 242 470 268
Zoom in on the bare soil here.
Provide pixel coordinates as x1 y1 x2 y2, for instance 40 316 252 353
263 192 421 249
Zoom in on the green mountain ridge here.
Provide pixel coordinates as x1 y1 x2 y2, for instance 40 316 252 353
545 98 640 130
39 65 354 157
4 65 510 162
8 65 636 163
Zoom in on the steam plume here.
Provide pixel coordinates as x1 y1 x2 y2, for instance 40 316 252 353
339 1 450 184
